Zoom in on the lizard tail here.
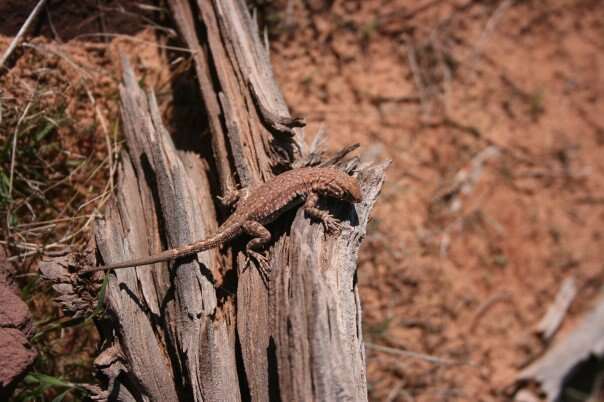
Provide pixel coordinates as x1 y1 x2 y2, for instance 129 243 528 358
80 224 240 273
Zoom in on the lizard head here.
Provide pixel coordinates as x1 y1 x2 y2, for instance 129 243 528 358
323 170 363 203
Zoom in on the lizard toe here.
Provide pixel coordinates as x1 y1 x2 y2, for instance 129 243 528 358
323 216 343 234
247 250 271 284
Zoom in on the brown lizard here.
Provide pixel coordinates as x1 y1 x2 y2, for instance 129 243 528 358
80 167 362 277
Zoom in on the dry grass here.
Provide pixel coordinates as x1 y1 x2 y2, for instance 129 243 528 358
1 40 120 400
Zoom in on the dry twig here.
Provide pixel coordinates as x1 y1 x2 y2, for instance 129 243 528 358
536 276 576 340
0 0 49 70
366 342 462 366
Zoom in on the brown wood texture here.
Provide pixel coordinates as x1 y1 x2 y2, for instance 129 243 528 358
43 1 387 401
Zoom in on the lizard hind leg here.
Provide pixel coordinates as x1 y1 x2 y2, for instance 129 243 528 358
218 186 250 209
304 192 343 234
241 221 272 284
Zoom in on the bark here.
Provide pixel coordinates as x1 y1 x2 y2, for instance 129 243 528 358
42 1 386 401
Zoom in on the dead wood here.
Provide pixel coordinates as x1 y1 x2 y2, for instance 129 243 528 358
518 291 604 401
535 276 576 341
40 1 385 401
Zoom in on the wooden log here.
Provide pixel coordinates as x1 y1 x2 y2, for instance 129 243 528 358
42 1 386 400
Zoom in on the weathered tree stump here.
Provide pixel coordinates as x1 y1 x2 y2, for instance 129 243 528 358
42 1 387 400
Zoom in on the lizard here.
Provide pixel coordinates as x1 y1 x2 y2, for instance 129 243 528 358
79 167 363 278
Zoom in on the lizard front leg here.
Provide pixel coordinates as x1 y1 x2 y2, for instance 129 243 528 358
241 221 272 282
304 192 342 233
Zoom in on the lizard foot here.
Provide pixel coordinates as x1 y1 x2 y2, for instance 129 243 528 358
218 186 250 208
246 250 271 286
322 214 343 234
218 189 240 208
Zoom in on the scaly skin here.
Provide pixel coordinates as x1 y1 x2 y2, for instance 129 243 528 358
80 167 362 274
